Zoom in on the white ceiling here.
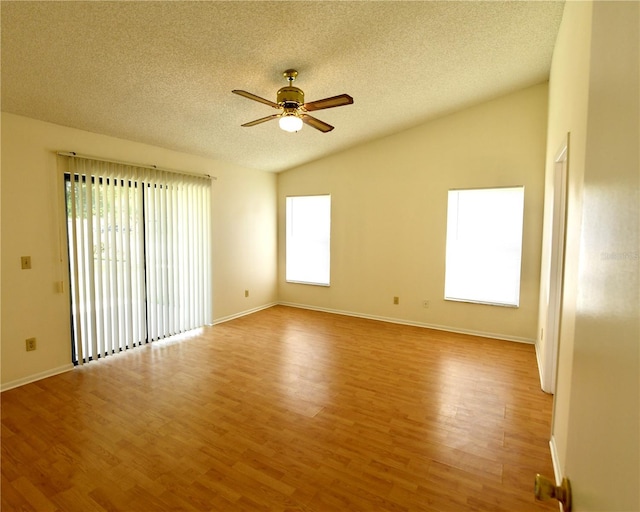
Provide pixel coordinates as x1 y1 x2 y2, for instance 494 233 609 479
1 1 565 173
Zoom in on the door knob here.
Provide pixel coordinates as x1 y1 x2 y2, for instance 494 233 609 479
535 474 572 511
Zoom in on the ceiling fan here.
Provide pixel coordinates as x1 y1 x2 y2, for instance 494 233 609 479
232 69 353 133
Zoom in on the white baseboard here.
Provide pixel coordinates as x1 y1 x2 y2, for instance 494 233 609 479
278 302 535 344
1 364 75 392
549 435 563 485
211 302 278 325
535 340 548 392
549 435 565 511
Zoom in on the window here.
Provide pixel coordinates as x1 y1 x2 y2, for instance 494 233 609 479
444 186 525 307
286 195 331 286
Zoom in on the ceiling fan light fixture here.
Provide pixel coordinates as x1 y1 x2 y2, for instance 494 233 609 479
279 114 303 133
233 69 352 133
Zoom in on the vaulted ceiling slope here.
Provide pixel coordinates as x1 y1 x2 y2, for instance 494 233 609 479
1 1 565 173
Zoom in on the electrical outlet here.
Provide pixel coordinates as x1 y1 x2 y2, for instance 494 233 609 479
245 290 249 298
21 256 32 270
25 338 36 351
393 296 399 305
422 300 430 309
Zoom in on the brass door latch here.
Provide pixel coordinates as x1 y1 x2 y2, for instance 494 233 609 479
535 474 572 511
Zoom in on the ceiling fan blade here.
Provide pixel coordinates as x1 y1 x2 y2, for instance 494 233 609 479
303 94 353 112
232 90 280 109
241 114 280 127
302 114 334 133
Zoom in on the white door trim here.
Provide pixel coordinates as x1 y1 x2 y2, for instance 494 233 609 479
542 135 569 394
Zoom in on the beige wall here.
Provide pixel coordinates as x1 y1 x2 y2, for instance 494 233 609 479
1 113 278 389
545 1 639 510
539 0 592 468
278 84 548 343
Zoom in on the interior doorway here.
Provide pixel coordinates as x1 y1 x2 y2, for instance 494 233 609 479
542 137 569 394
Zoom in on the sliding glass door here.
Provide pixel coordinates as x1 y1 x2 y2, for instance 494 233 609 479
64 156 211 365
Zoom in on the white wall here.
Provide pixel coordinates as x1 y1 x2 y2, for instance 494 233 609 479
545 1 639 510
538 0 592 465
278 84 548 343
1 113 278 389
536 1 593 396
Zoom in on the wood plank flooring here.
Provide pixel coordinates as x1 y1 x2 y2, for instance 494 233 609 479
1 305 558 511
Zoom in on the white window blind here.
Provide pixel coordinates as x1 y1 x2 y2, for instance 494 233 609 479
444 186 525 307
286 195 331 286
64 156 211 364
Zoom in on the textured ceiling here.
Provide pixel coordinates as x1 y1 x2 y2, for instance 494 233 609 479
1 1 565 173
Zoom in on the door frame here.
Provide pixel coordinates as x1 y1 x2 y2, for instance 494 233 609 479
542 136 569 394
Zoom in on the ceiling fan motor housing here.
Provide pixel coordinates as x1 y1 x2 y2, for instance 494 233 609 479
277 86 304 108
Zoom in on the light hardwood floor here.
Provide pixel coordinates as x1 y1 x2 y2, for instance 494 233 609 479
1 306 557 511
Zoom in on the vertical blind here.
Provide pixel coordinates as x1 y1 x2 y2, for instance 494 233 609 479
64 156 211 365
